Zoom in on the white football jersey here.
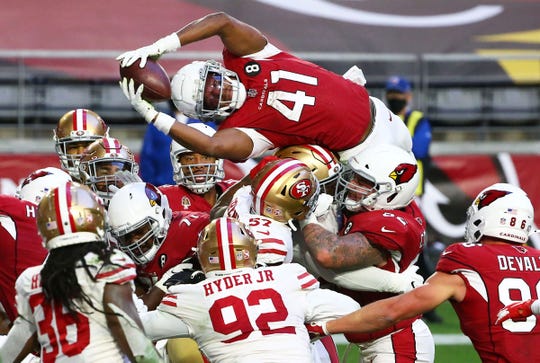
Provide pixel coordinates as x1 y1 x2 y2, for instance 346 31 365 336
224 185 252 219
14 249 137 362
157 263 359 363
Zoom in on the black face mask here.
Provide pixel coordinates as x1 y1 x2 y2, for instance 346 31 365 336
387 99 407 114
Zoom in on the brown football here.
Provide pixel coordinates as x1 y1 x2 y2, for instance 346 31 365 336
119 58 171 102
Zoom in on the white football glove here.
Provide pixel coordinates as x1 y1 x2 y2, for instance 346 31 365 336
342 65 367 86
313 193 334 217
120 78 176 134
120 78 158 122
299 193 339 233
117 33 181 68
399 264 424 293
153 262 193 293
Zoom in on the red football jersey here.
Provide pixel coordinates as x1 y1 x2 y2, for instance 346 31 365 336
336 202 426 343
0 196 48 321
221 48 371 151
159 180 237 213
137 211 210 290
437 242 540 363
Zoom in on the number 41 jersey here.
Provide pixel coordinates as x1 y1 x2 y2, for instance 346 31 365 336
437 242 540 363
220 45 371 152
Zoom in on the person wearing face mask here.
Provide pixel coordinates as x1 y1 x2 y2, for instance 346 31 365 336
385 76 432 198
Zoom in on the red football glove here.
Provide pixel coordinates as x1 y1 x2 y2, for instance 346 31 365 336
495 299 534 325
305 321 329 342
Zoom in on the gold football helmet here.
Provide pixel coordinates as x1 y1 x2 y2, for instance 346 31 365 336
274 144 341 194
36 182 106 250
54 108 109 180
250 158 320 223
78 137 139 205
197 217 257 277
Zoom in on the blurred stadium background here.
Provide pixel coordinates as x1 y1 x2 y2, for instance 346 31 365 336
1 1 539 361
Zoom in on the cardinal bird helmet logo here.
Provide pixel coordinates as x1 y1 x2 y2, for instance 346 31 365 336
476 189 511 210
389 163 418 185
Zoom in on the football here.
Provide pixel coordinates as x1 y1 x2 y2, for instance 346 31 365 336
119 58 171 102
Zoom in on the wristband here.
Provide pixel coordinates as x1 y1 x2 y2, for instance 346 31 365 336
153 113 176 134
155 32 181 54
321 321 329 335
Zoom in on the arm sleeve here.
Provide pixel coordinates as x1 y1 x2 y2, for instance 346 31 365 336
304 289 360 323
0 316 36 360
139 310 190 341
235 128 275 158
318 265 421 293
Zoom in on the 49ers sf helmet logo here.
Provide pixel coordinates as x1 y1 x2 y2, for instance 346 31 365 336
476 189 511 210
389 163 417 185
290 179 312 199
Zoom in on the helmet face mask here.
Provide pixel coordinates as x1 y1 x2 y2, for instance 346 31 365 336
112 217 161 265
171 60 246 122
197 217 257 277
250 158 320 223
170 123 224 194
54 109 109 180
464 183 534 244
37 182 106 250
108 182 172 265
78 138 139 205
335 144 418 212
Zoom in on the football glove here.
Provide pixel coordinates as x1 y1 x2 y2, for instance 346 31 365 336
153 262 194 293
305 321 329 342
117 33 181 68
495 299 540 325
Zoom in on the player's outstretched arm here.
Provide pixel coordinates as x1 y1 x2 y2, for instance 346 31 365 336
120 78 254 161
175 12 267 57
117 12 267 67
324 272 463 335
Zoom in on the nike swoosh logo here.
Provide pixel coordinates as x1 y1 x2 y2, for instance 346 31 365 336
442 250 452 256
381 226 396 233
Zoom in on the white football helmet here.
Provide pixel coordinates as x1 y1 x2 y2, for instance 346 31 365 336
274 144 341 193
335 144 419 212
171 60 246 122
54 108 109 180
108 182 172 265
16 167 72 205
170 123 225 194
197 217 258 278
465 183 534 244
78 137 139 205
250 158 320 223
37 182 106 250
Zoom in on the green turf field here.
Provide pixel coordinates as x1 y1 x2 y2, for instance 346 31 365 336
335 301 481 362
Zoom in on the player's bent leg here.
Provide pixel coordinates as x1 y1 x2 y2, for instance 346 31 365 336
166 337 206 363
